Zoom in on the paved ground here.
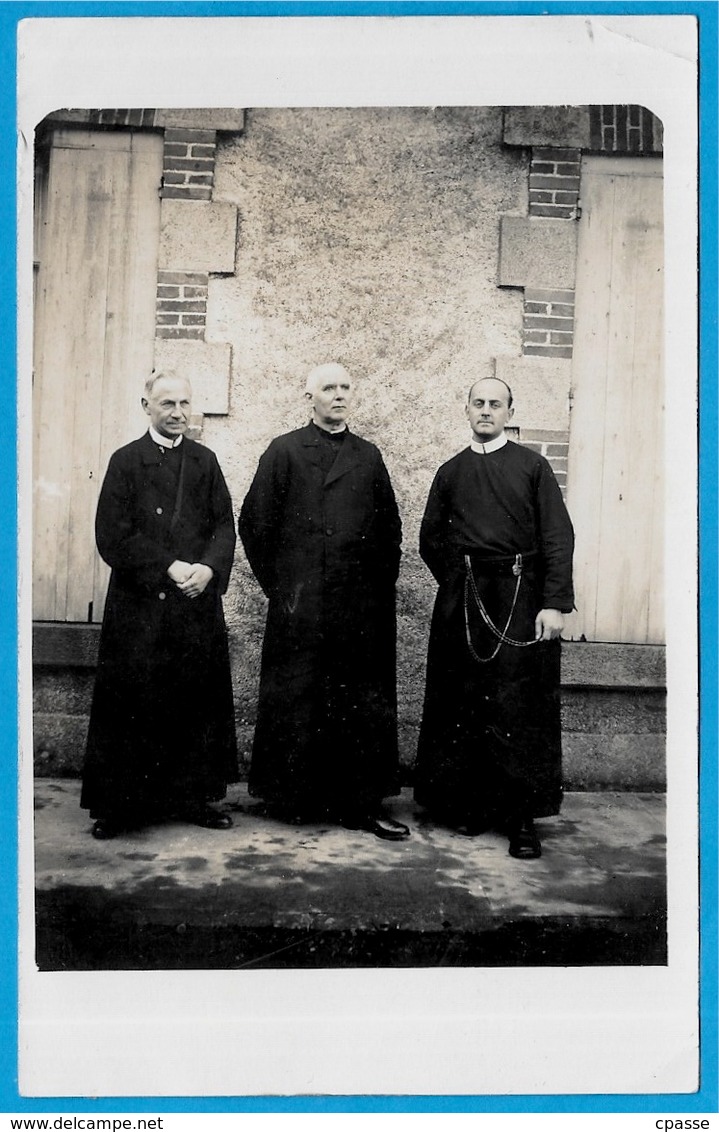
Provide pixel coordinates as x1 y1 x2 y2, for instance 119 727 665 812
33 780 667 970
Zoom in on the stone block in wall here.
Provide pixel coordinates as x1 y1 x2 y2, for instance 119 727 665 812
34 668 95 716
159 199 238 274
45 109 94 125
561 641 666 688
503 106 591 150
494 354 571 430
33 623 101 667
561 688 666 736
499 216 577 289
563 733 665 792
153 339 232 414
45 108 246 133
34 713 89 777
154 108 246 133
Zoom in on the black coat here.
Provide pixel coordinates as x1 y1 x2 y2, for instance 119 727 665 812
238 423 402 814
81 432 239 822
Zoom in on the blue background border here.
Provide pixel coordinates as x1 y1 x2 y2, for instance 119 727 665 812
4 0 716 1115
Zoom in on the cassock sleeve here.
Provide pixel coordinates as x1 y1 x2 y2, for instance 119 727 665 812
237 440 287 597
95 450 176 579
535 458 575 612
197 454 236 594
419 469 449 585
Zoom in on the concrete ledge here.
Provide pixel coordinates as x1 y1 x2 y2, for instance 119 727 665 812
32 630 666 790
154 109 246 133
561 642 666 688
33 625 666 689
503 107 591 150
45 109 246 134
33 623 101 668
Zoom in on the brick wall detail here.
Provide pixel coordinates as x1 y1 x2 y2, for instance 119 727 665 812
152 125 236 419
153 128 219 347
517 429 569 494
500 145 579 362
529 148 580 219
589 105 663 154
161 129 217 201
61 108 246 131
89 109 157 127
156 271 208 340
523 288 575 359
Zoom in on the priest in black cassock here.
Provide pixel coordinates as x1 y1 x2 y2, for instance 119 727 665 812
414 377 574 858
81 373 239 839
238 363 409 841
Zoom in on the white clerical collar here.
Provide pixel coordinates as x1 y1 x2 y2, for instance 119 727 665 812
312 420 347 435
470 432 508 455
149 425 183 449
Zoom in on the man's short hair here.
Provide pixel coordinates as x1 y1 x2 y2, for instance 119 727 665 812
467 377 513 408
144 371 192 398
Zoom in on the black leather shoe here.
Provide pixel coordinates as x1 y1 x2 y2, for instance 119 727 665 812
508 818 542 859
368 815 411 841
189 808 233 830
341 813 410 841
91 819 118 840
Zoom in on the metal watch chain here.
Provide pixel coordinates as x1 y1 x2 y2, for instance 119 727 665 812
463 553 540 664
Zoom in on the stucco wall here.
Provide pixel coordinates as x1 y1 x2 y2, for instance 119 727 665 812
196 107 527 769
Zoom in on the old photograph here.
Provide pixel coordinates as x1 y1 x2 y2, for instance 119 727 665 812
31 101 667 971
17 13 700 1103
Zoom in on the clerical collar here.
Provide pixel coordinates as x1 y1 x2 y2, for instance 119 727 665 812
470 432 508 455
150 425 183 449
311 421 347 437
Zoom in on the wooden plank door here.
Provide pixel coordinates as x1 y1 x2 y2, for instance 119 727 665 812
565 156 664 644
33 129 163 622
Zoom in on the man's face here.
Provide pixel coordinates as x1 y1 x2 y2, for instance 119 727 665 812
306 366 353 428
465 379 513 442
142 377 192 439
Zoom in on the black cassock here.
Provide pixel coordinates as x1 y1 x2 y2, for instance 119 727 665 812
238 422 402 816
81 432 239 824
414 440 574 824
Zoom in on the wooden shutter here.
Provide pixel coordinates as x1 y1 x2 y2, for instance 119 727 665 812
565 156 664 644
33 129 163 622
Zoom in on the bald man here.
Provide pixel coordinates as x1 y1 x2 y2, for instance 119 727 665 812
414 378 574 858
238 363 409 840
